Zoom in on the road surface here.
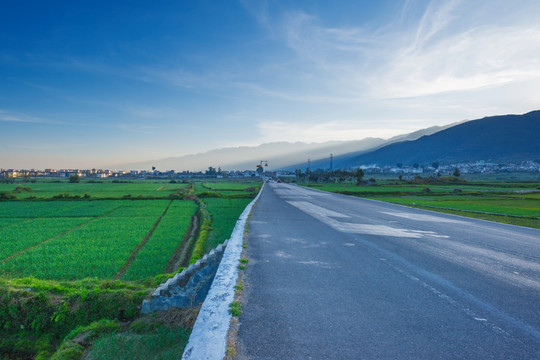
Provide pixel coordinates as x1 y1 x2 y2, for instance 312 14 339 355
236 183 540 359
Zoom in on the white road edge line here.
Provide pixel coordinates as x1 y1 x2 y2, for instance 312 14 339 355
182 183 265 360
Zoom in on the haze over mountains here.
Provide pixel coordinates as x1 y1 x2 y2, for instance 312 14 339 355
115 111 539 172
115 122 456 171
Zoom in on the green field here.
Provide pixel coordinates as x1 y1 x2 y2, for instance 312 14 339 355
0 180 189 199
201 181 260 191
305 179 540 229
0 178 261 359
204 198 253 252
0 200 198 280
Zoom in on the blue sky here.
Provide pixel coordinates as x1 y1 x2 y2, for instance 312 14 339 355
1 0 539 169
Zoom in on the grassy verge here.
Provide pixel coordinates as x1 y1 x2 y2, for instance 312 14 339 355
401 205 540 229
303 179 540 229
0 275 198 359
79 308 197 360
0 277 148 359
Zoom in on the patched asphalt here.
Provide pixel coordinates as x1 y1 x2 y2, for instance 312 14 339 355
236 183 540 359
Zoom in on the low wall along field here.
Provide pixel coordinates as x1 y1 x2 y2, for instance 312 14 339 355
0 178 260 359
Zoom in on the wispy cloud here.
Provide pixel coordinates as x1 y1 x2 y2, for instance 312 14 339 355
0 109 64 124
374 22 540 98
245 0 540 107
239 0 271 29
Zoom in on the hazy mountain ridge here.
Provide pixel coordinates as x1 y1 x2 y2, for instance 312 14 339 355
282 122 459 170
341 111 540 168
113 121 464 171
112 138 388 171
111 111 530 172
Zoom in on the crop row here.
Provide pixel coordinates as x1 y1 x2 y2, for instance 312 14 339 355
0 217 92 262
0 181 189 199
0 215 160 279
204 198 252 252
122 201 197 280
0 195 254 280
0 200 196 280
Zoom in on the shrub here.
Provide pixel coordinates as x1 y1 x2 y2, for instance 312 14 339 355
68 174 80 183
0 192 16 199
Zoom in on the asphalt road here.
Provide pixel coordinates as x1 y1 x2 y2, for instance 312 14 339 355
235 183 540 359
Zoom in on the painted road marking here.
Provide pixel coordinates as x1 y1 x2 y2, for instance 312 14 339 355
382 211 468 224
287 201 350 218
287 201 450 239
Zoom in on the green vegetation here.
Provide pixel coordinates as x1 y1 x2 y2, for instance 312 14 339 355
122 201 197 280
0 180 189 200
189 201 212 264
80 310 195 360
204 198 253 252
229 301 242 316
0 277 147 359
0 178 261 359
84 325 189 360
304 177 540 229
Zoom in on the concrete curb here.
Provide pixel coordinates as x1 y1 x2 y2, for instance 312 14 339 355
182 183 264 360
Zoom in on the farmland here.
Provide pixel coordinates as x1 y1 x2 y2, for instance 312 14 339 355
304 178 540 229
0 180 189 199
0 178 260 359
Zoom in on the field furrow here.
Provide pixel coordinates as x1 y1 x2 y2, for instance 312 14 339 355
122 200 197 280
0 217 92 262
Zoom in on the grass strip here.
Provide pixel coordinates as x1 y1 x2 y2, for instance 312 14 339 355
189 200 211 264
403 205 540 229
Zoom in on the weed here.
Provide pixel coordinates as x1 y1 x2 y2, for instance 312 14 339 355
227 345 237 357
238 265 246 271
229 302 242 316
239 257 249 264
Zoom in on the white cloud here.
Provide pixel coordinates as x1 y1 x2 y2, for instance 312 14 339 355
249 0 540 111
374 24 540 98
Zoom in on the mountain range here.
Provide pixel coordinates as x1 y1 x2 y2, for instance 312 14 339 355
113 111 539 171
338 110 540 168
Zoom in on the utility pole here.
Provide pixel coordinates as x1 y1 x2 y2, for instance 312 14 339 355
330 154 333 171
307 158 311 171
256 160 268 179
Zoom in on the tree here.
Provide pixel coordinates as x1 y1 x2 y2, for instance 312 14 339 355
432 162 439 169
396 163 403 169
453 168 461 177
69 174 80 183
355 168 364 185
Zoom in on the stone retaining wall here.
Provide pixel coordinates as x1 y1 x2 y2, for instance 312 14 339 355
141 241 228 313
